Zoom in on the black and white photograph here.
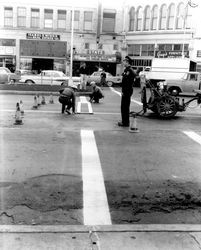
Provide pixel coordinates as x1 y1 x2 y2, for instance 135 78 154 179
0 0 201 249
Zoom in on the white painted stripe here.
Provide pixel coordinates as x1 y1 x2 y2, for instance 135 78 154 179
76 102 81 113
183 131 201 145
80 96 88 103
81 130 111 225
76 96 93 114
109 87 142 106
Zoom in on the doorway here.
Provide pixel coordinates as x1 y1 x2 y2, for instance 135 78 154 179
32 58 53 74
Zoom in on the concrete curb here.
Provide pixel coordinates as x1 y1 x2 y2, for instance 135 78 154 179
0 90 91 96
0 224 201 233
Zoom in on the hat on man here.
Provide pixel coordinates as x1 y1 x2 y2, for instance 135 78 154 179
90 81 96 86
69 83 78 89
123 56 132 64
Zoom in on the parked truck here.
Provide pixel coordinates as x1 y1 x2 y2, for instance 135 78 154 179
141 58 197 82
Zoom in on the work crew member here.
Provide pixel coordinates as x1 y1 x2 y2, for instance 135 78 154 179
89 82 104 103
79 62 88 90
58 83 77 114
118 56 136 127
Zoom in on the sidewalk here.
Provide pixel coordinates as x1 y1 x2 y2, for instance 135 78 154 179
0 224 201 250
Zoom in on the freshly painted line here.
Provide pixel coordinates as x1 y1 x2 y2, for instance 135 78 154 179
109 87 142 106
77 96 93 114
183 131 201 145
81 130 111 225
76 102 81 113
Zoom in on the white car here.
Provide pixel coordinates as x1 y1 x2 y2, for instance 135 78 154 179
87 71 122 87
19 70 80 86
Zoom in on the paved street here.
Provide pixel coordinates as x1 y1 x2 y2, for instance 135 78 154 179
0 87 201 249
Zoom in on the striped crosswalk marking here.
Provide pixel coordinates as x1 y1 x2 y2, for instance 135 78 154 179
81 130 111 225
183 131 201 145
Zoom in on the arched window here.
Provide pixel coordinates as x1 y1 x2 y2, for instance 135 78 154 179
129 7 135 31
176 2 185 29
151 5 158 30
159 4 167 30
185 4 192 29
144 6 151 30
167 3 175 29
136 7 143 31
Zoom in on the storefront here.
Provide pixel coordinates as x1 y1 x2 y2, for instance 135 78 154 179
19 33 67 74
0 39 16 72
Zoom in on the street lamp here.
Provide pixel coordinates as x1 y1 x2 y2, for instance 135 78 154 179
69 4 74 86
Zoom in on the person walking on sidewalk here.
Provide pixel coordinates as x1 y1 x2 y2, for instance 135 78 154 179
58 84 77 114
118 56 136 127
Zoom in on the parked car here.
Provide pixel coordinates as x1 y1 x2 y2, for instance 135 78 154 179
0 67 21 84
19 70 80 86
86 71 122 87
166 72 201 95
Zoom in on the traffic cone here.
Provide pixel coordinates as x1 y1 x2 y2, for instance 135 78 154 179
41 95 46 105
14 103 23 125
129 114 139 133
32 95 38 109
37 94 41 107
49 93 54 104
19 100 24 116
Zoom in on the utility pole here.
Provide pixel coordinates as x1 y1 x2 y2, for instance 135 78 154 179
69 4 74 86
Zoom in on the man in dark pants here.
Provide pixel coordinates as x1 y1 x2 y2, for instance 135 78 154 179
58 84 77 114
118 56 136 127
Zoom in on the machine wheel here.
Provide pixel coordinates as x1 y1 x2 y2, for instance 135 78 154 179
168 87 181 96
157 96 177 118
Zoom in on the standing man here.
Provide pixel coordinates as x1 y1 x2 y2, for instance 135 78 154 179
79 62 88 91
118 56 136 127
58 83 77 114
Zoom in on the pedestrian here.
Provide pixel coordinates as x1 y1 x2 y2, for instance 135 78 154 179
58 83 77 114
118 56 136 127
100 71 106 87
79 62 88 91
89 81 104 103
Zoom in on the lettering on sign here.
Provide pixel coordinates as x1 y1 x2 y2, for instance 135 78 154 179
26 33 60 40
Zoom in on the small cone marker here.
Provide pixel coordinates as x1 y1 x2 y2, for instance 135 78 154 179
37 94 41 107
49 93 54 104
19 100 24 115
14 103 23 125
129 114 139 133
32 95 38 109
41 95 46 105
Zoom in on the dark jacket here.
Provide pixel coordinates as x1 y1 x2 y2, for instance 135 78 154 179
121 66 135 95
59 87 76 112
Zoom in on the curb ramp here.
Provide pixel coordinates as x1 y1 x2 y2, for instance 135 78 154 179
0 225 201 250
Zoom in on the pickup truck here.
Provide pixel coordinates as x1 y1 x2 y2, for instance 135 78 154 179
166 72 201 95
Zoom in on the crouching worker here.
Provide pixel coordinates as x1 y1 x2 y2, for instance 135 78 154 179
58 83 77 114
89 82 104 103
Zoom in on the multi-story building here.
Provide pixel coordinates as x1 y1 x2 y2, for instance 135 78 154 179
0 0 201 76
0 0 123 76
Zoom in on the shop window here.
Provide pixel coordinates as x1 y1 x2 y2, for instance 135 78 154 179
44 9 53 29
4 7 13 27
102 11 116 32
0 39 15 46
85 43 89 49
141 44 154 56
17 7 26 27
133 44 141 56
31 8 40 28
144 6 151 31
84 11 93 31
151 5 158 30
159 4 167 30
58 10 66 29
167 4 175 30
113 44 118 50
173 44 182 51
136 7 143 31
176 3 184 29
129 7 135 31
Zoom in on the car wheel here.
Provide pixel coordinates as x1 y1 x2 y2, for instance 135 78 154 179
107 81 113 87
168 87 181 96
25 80 35 85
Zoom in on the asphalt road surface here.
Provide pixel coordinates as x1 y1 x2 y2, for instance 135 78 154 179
0 87 201 225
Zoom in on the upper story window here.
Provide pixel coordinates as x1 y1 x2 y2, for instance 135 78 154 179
84 11 93 31
31 8 40 28
151 5 158 30
74 10 80 30
159 4 167 30
176 2 185 29
185 4 192 29
136 7 143 31
102 10 116 32
167 4 175 29
44 9 53 29
17 7 26 27
129 7 135 31
144 6 151 30
85 43 89 49
58 10 66 29
4 7 13 27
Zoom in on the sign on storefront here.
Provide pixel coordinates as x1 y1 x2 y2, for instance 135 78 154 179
26 33 60 40
155 50 189 58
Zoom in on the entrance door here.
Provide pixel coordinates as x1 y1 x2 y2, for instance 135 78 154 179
32 58 53 74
